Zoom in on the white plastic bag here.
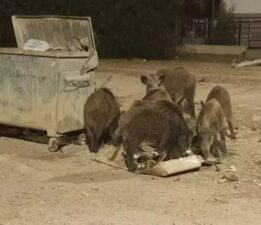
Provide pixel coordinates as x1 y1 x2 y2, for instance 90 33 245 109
23 39 50 51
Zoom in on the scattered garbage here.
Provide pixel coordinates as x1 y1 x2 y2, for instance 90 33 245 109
23 39 50 51
221 173 239 182
141 155 203 177
203 158 222 166
23 37 90 52
219 165 238 183
231 58 261 68
95 145 203 177
68 37 89 52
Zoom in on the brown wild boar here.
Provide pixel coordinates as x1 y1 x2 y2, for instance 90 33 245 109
140 66 196 118
142 89 172 102
194 99 227 160
142 89 185 115
140 73 165 93
113 100 193 172
206 86 236 139
84 88 121 153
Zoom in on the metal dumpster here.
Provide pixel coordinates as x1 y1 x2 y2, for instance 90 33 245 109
0 15 98 151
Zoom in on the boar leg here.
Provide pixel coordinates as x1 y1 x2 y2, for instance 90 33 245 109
86 127 99 153
111 127 123 146
185 87 196 118
125 139 139 172
219 129 227 155
201 139 210 160
211 135 221 158
109 118 119 141
228 120 236 140
156 149 168 162
187 98 196 119
158 136 171 161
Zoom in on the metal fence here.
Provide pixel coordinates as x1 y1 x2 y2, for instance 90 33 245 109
182 16 261 48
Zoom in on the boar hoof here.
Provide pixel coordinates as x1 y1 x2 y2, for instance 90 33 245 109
204 157 222 166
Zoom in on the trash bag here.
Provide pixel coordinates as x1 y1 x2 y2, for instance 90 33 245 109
23 39 50 51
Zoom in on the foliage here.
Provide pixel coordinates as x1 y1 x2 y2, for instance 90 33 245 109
211 1 236 45
0 0 213 59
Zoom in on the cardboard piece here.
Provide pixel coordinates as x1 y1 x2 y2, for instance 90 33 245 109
142 155 203 177
94 145 203 177
95 145 127 170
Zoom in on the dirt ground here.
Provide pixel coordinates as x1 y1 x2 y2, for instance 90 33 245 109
0 56 261 225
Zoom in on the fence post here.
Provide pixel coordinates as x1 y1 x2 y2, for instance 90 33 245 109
208 19 212 44
248 20 251 47
233 19 236 45
238 22 242 46
204 19 207 42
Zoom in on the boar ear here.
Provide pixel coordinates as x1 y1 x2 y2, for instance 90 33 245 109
140 75 148 85
158 75 166 85
200 100 205 107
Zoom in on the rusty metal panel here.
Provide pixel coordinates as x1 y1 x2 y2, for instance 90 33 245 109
56 58 95 133
0 54 58 132
0 53 96 135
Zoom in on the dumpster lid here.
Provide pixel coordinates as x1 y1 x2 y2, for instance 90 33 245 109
12 15 95 50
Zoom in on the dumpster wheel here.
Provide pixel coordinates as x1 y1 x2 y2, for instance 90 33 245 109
76 132 86 145
48 137 60 152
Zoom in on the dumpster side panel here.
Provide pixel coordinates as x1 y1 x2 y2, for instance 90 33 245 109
0 54 58 132
56 58 95 133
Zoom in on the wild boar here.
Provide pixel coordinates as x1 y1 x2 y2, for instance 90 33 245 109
194 99 227 160
140 66 196 118
142 89 185 116
84 88 121 153
140 72 165 93
142 89 172 102
113 100 193 172
206 86 236 139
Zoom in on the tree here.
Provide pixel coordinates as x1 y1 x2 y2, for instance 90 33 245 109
0 0 214 58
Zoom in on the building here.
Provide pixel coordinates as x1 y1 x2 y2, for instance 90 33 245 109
182 0 261 48
225 0 261 14
224 0 261 48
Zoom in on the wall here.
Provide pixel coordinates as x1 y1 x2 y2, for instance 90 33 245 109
225 0 261 14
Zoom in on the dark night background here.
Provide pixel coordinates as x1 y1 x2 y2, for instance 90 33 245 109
0 0 222 59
